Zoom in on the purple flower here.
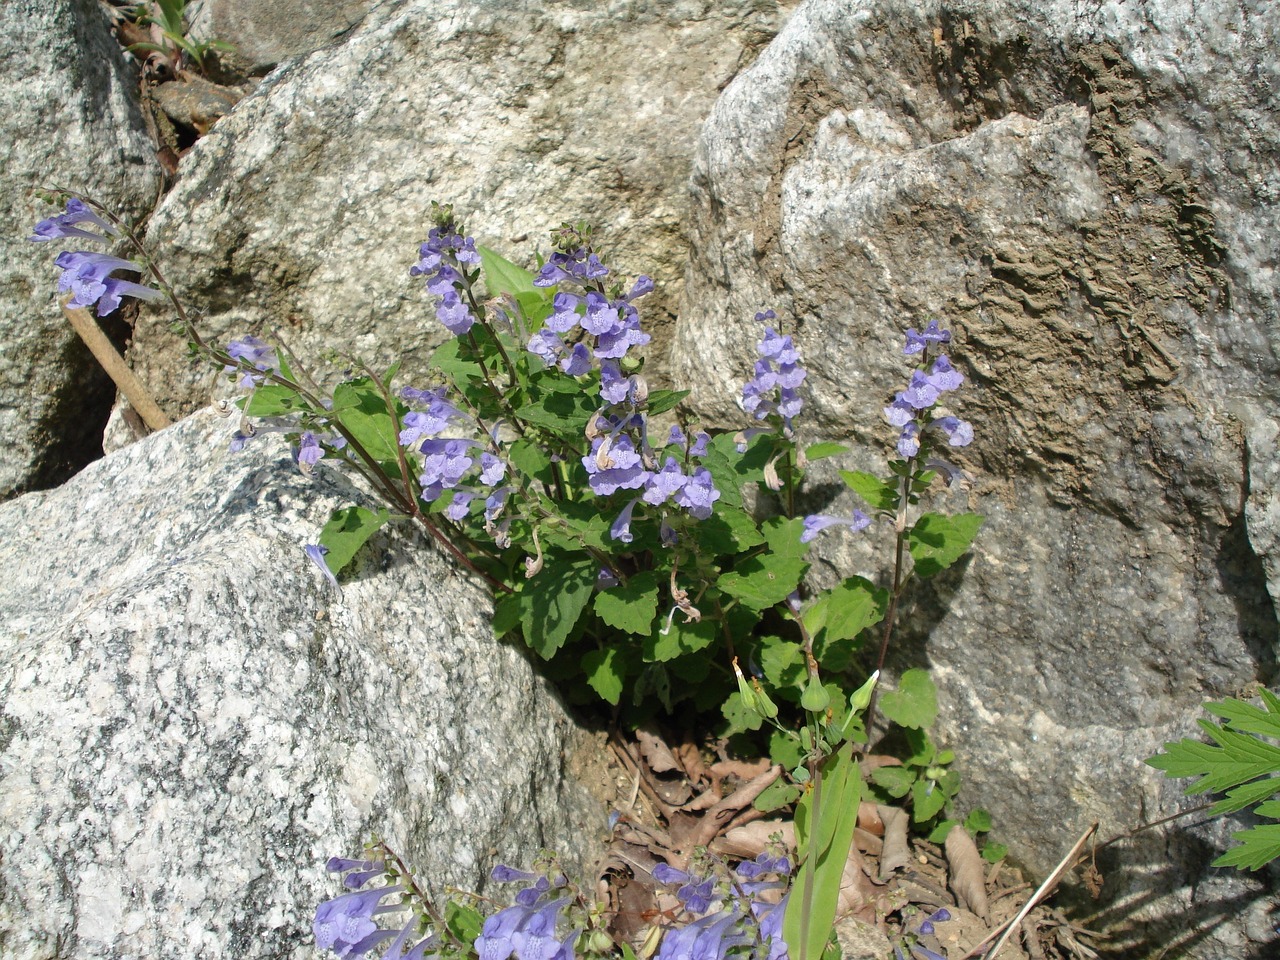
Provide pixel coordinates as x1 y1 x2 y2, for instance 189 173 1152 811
545 293 583 333
901 370 941 410
29 197 120 243
582 435 649 495
689 432 710 457
313 884 403 955
225 335 280 389
561 343 591 376
673 467 719 520
479 453 506 486
491 864 540 883
897 421 921 458
305 544 340 589
474 904 529 960
437 291 475 335
53 250 162 316
597 567 621 590
643 457 688 505
927 355 964 392
418 438 477 491
512 898 570 960
665 425 686 447
801 511 872 543
296 432 323 467
610 498 640 543
446 491 475 521
934 416 973 447
904 320 951 355
740 318 805 429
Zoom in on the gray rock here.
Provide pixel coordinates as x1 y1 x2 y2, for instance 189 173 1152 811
126 0 796 421
670 0 1278 953
188 0 383 76
0 0 163 498
0 408 601 959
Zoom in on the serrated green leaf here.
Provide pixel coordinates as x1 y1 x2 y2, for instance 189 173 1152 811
982 842 1008 863
520 554 596 658
701 432 773 511
317 505 391 576
870 765 914 799
761 516 808 559
445 900 485 945
644 616 717 662
758 636 805 693
1205 690 1280 739
692 510 765 557
965 808 993 833
507 438 555 485
721 690 764 735
514 391 595 436
594 570 659 635
880 668 939 730
840 470 898 512
769 729 807 770
241 384 311 416
493 590 521 637
430 336 483 383
718 555 808 610
1212 823 1280 870
583 647 628 705
1208 777 1280 816
805 576 889 650
331 379 401 461
927 819 958 844
911 778 948 823
907 512 984 578
647 389 689 416
804 442 849 462
754 779 803 813
1148 722 1280 795
477 244 542 297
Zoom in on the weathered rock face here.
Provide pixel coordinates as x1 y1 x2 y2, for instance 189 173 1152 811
127 0 796 422
0 409 600 959
0 0 162 498
669 0 1278 952
188 0 381 76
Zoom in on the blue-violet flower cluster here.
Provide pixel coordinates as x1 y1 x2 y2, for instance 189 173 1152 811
650 853 791 960
29 197 163 317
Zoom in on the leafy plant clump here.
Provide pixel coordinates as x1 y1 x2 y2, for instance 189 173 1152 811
30 192 1001 959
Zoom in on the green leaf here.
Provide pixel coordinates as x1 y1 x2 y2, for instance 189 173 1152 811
583 647 628 705
754 779 803 813
879 668 939 730
911 778 948 823
907 512 984 578
594 571 659 635
927 819 958 844
721 690 764 735
493 590 521 637
718 555 808 611
965 808 993 833
1210 777 1280 816
761 516 809 559
982 842 1008 863
647 389 690 416
514 391 595 436
1212 823 1280 871
758 636 805 693
507 438 555 485
430 336 483 384
804 576 889 649
869 765 914 799
701 431 773 511
804 442 849 462
241 384 311 416
840 470 898 512
520 554 596 658
317 505 391 576
1147 721 1280 795
1205 690 1280 739
331 378 401 461
644 616 717 662
769 729 807 770
477 244 542 297
693 510 766 558
785 742 862 960
445 900 484 944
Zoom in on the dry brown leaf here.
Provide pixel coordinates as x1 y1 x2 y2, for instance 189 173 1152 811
709 757 773 780
836 845 880 924
858 802 884 836
714 820 795 860
854 827 883 857
946 826 990 921
637 727 682 773
877 804 912 881
675 738 710 784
